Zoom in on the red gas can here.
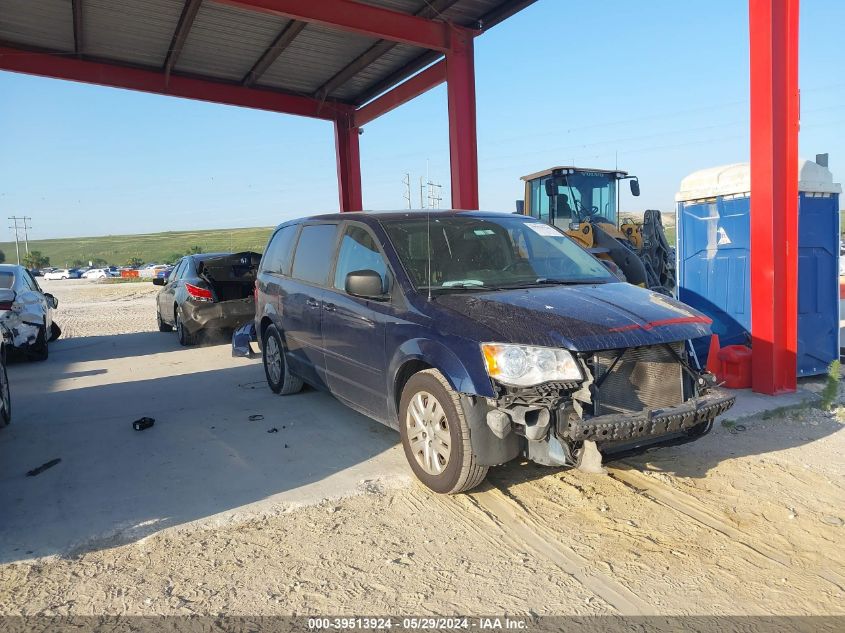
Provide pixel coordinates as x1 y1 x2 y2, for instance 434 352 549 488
717 345 753 389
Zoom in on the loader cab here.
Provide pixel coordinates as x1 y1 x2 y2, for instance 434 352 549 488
520 167 638 230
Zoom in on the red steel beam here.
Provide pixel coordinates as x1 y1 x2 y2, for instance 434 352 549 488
353 60 446 127
216 0 450 51
749 0 800 394
446 25 479 210
334 116 363 211
0 46 349 120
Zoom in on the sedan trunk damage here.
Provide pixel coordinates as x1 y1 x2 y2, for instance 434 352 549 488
182 252 260 335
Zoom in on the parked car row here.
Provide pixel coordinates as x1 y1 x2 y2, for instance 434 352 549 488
151 211 734 494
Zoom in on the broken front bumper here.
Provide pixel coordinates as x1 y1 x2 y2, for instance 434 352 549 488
560 389 736 444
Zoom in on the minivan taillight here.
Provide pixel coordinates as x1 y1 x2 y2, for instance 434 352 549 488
0 301 12 311
185 283 213 302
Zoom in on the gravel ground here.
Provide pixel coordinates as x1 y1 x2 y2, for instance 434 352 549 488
0 279 843 616
42 278 158 339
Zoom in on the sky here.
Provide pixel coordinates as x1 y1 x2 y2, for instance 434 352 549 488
1 0 844 240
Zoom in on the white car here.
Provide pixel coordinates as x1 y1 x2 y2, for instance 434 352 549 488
82 268 114 280
44 269 74 280
139 265 168 279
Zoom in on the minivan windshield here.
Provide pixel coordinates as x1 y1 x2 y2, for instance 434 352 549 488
380 214 614 292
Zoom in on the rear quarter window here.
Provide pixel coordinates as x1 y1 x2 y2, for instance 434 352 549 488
260 225 299 276
290 224 339 286
0 272 14 289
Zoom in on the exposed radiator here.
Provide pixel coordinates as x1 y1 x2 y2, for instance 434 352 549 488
593 344 684 416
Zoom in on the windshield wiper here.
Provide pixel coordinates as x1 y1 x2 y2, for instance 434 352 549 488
495 278 606 290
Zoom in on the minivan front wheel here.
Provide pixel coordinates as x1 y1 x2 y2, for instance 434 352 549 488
262 325 303 395
399 369 488 494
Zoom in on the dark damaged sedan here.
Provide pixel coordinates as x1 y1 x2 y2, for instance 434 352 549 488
155 252 259 345
251 211 735 493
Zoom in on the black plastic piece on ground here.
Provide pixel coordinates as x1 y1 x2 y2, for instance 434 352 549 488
26 458 61 477
132 417 155 431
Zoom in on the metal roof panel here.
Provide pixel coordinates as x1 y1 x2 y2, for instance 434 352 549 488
84 0 183 67
175 2 290 82
256 24 377 96
0 0 75 52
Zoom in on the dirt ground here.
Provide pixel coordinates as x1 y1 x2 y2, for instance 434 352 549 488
0 279 843 616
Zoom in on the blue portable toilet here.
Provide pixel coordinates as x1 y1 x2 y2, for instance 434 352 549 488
676 159 841 377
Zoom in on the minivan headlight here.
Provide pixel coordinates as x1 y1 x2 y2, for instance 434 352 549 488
480 343 583 387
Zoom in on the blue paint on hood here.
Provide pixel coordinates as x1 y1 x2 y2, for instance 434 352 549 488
434 282 712 352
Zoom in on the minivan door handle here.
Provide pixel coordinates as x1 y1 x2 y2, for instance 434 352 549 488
306 298 320 309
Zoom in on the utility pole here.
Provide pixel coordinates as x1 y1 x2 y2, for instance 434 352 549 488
419 177 425 209
22 216 31 254
402 173 412 209
427 181 443 209
8 217 21 265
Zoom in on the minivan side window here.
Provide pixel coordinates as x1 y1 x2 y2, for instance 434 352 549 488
290 224 339 286
333 225 390 292
261 225 298 275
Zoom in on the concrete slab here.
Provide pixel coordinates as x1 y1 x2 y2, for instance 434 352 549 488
722 384 821 421
0 332 409 562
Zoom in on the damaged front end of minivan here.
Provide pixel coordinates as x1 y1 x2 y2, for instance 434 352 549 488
480 340 735 471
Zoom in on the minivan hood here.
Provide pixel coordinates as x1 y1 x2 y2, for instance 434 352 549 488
434 282 711 352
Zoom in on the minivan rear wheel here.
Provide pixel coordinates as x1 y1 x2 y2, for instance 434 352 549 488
399 369 488 494
262 325 303 395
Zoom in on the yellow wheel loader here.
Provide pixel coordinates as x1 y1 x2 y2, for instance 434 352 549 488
519 166 676 295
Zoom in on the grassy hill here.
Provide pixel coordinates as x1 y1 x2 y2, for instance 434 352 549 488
0 227 275 267
0 218 682 269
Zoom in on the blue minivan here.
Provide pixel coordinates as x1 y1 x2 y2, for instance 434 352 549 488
252 211 734 493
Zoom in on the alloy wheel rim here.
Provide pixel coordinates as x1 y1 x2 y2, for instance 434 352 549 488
406 390 451 475
265 336 282 384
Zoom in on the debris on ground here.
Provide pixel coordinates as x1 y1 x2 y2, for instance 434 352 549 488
267 427 278 433
248 414 264 421
132 417 155 431
26 458 61 477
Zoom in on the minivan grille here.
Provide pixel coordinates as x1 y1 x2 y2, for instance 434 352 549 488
593 344 684 416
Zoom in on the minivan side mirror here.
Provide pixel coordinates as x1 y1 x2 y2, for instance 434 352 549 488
629 178 640 197
152 277 166 286
345 269 387 300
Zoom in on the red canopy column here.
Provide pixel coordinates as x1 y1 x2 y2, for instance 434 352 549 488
446 24 479 210
748 0 800 394
334 115 363 212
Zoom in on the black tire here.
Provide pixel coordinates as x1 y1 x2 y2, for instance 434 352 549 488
30 324 48 361
50 321 62 341
175 309 197 346
157 308 173 332
262 324 303 395
0 355 11 426
399 369 488 494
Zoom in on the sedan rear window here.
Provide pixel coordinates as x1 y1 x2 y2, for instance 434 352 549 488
291 224 339 286
0 272 14 289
